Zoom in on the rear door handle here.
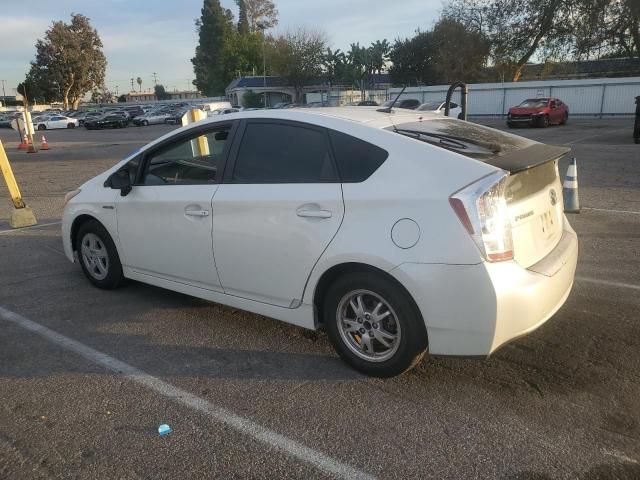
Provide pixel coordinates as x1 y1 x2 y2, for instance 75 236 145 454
296 208 332 219
185 209 210 217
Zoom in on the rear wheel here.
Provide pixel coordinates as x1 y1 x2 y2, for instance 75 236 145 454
560 113 568 125
67 123 75 129
37 124 46 131
142 120 149 126
323 272 428 377
76 220 124 289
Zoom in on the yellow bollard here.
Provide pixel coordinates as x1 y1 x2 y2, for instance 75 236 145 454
181 108 209 157
0 140 37 228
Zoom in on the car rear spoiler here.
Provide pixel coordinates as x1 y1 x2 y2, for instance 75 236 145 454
485 144 571 173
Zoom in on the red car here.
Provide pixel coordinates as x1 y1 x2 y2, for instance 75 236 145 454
507 97 569 128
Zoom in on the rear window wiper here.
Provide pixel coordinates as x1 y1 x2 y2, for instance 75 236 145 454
394 128 502 154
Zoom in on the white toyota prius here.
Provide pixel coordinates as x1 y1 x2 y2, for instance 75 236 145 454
62 107 578 377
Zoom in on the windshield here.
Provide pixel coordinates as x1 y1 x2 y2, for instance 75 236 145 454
416 102 443 111
518 99 549 108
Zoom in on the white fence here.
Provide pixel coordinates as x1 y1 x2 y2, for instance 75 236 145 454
389 77 640 116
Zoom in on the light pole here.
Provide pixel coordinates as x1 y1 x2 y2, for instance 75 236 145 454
257 22 267 108
0 80 6 104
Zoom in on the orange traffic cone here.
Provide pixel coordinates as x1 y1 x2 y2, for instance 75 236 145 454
18 134 28 150
40 135 50 150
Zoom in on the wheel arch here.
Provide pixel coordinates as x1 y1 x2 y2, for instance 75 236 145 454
312 262 424 333
70 214 103 252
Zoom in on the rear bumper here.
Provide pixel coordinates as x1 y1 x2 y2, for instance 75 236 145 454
391 220 578 356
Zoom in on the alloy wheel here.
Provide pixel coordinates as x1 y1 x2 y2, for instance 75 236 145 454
80 233 110 281
336 289 401 362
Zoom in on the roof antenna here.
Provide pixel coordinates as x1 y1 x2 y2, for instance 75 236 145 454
377 85 407 113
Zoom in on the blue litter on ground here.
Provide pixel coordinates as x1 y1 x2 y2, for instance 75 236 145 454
158 424 172 436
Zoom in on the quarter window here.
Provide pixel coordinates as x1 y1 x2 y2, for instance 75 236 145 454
328 130 388 182
141 125 230 185
232 122 336 183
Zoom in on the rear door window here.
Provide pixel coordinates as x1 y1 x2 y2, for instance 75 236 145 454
231 122 337 183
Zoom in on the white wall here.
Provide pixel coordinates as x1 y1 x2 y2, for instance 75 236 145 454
389 77 640 116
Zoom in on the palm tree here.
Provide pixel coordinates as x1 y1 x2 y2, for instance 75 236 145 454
136 77 142 92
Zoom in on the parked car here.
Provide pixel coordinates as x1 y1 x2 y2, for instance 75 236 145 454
379 98 421 110
165 108 190 125
77 112 103 126
0 115 13 128
62 108 578 377
133 111 172 126
124 106 145 118
84 114 128 130
507 98 569 128
417 101 463 119
208 108 240 116
271 102 292 109
357 100 379 107
33 115 79 130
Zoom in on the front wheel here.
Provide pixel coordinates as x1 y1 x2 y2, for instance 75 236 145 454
67 123 76 129
76 220 124 289
323 272 428 377
560 113 568 125
538 115 549 128
37 124 46 131
142 120 149 126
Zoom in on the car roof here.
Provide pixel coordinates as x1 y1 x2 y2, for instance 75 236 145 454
141 107 442 152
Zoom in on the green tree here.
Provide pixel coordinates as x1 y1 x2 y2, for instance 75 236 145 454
26 14 106 109
267 28 327 102
117 94 127 103
244 0 278 31
574 0 639 59
192 0 236 95
154 84 172 100
431 18 490 83
236 0 250 34
389 31 441 85
444 0 573 81
242 89 263 107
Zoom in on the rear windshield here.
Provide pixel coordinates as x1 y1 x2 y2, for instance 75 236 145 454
387 118 569 173
386 118 532 159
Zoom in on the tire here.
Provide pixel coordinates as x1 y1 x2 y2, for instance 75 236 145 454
560 113 568 125
67 123 75 129
37 124 46 131
142 120 149 126
323 272 428 377
507 122 514 129
76 220 124 290
538 115 549 128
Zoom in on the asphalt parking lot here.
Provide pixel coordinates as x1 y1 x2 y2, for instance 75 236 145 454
0 117 639 479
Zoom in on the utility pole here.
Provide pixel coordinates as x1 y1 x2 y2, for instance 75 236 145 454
130 78 134 92
152 72 158 85
0 80 6 103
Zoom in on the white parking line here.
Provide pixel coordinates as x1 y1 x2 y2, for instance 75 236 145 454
577 276 640 291
0 221 62 235
582 207 640 215
0 305 375 480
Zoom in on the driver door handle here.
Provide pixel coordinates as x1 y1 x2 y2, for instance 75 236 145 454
296 208 332 219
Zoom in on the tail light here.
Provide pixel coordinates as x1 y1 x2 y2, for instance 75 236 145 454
449 171 513 262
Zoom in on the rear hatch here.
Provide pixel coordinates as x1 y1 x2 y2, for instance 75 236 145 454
388 118 569 267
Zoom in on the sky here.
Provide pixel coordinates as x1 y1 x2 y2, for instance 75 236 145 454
0 0 441 97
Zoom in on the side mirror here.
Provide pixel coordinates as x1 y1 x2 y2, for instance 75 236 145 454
106 170 132 196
